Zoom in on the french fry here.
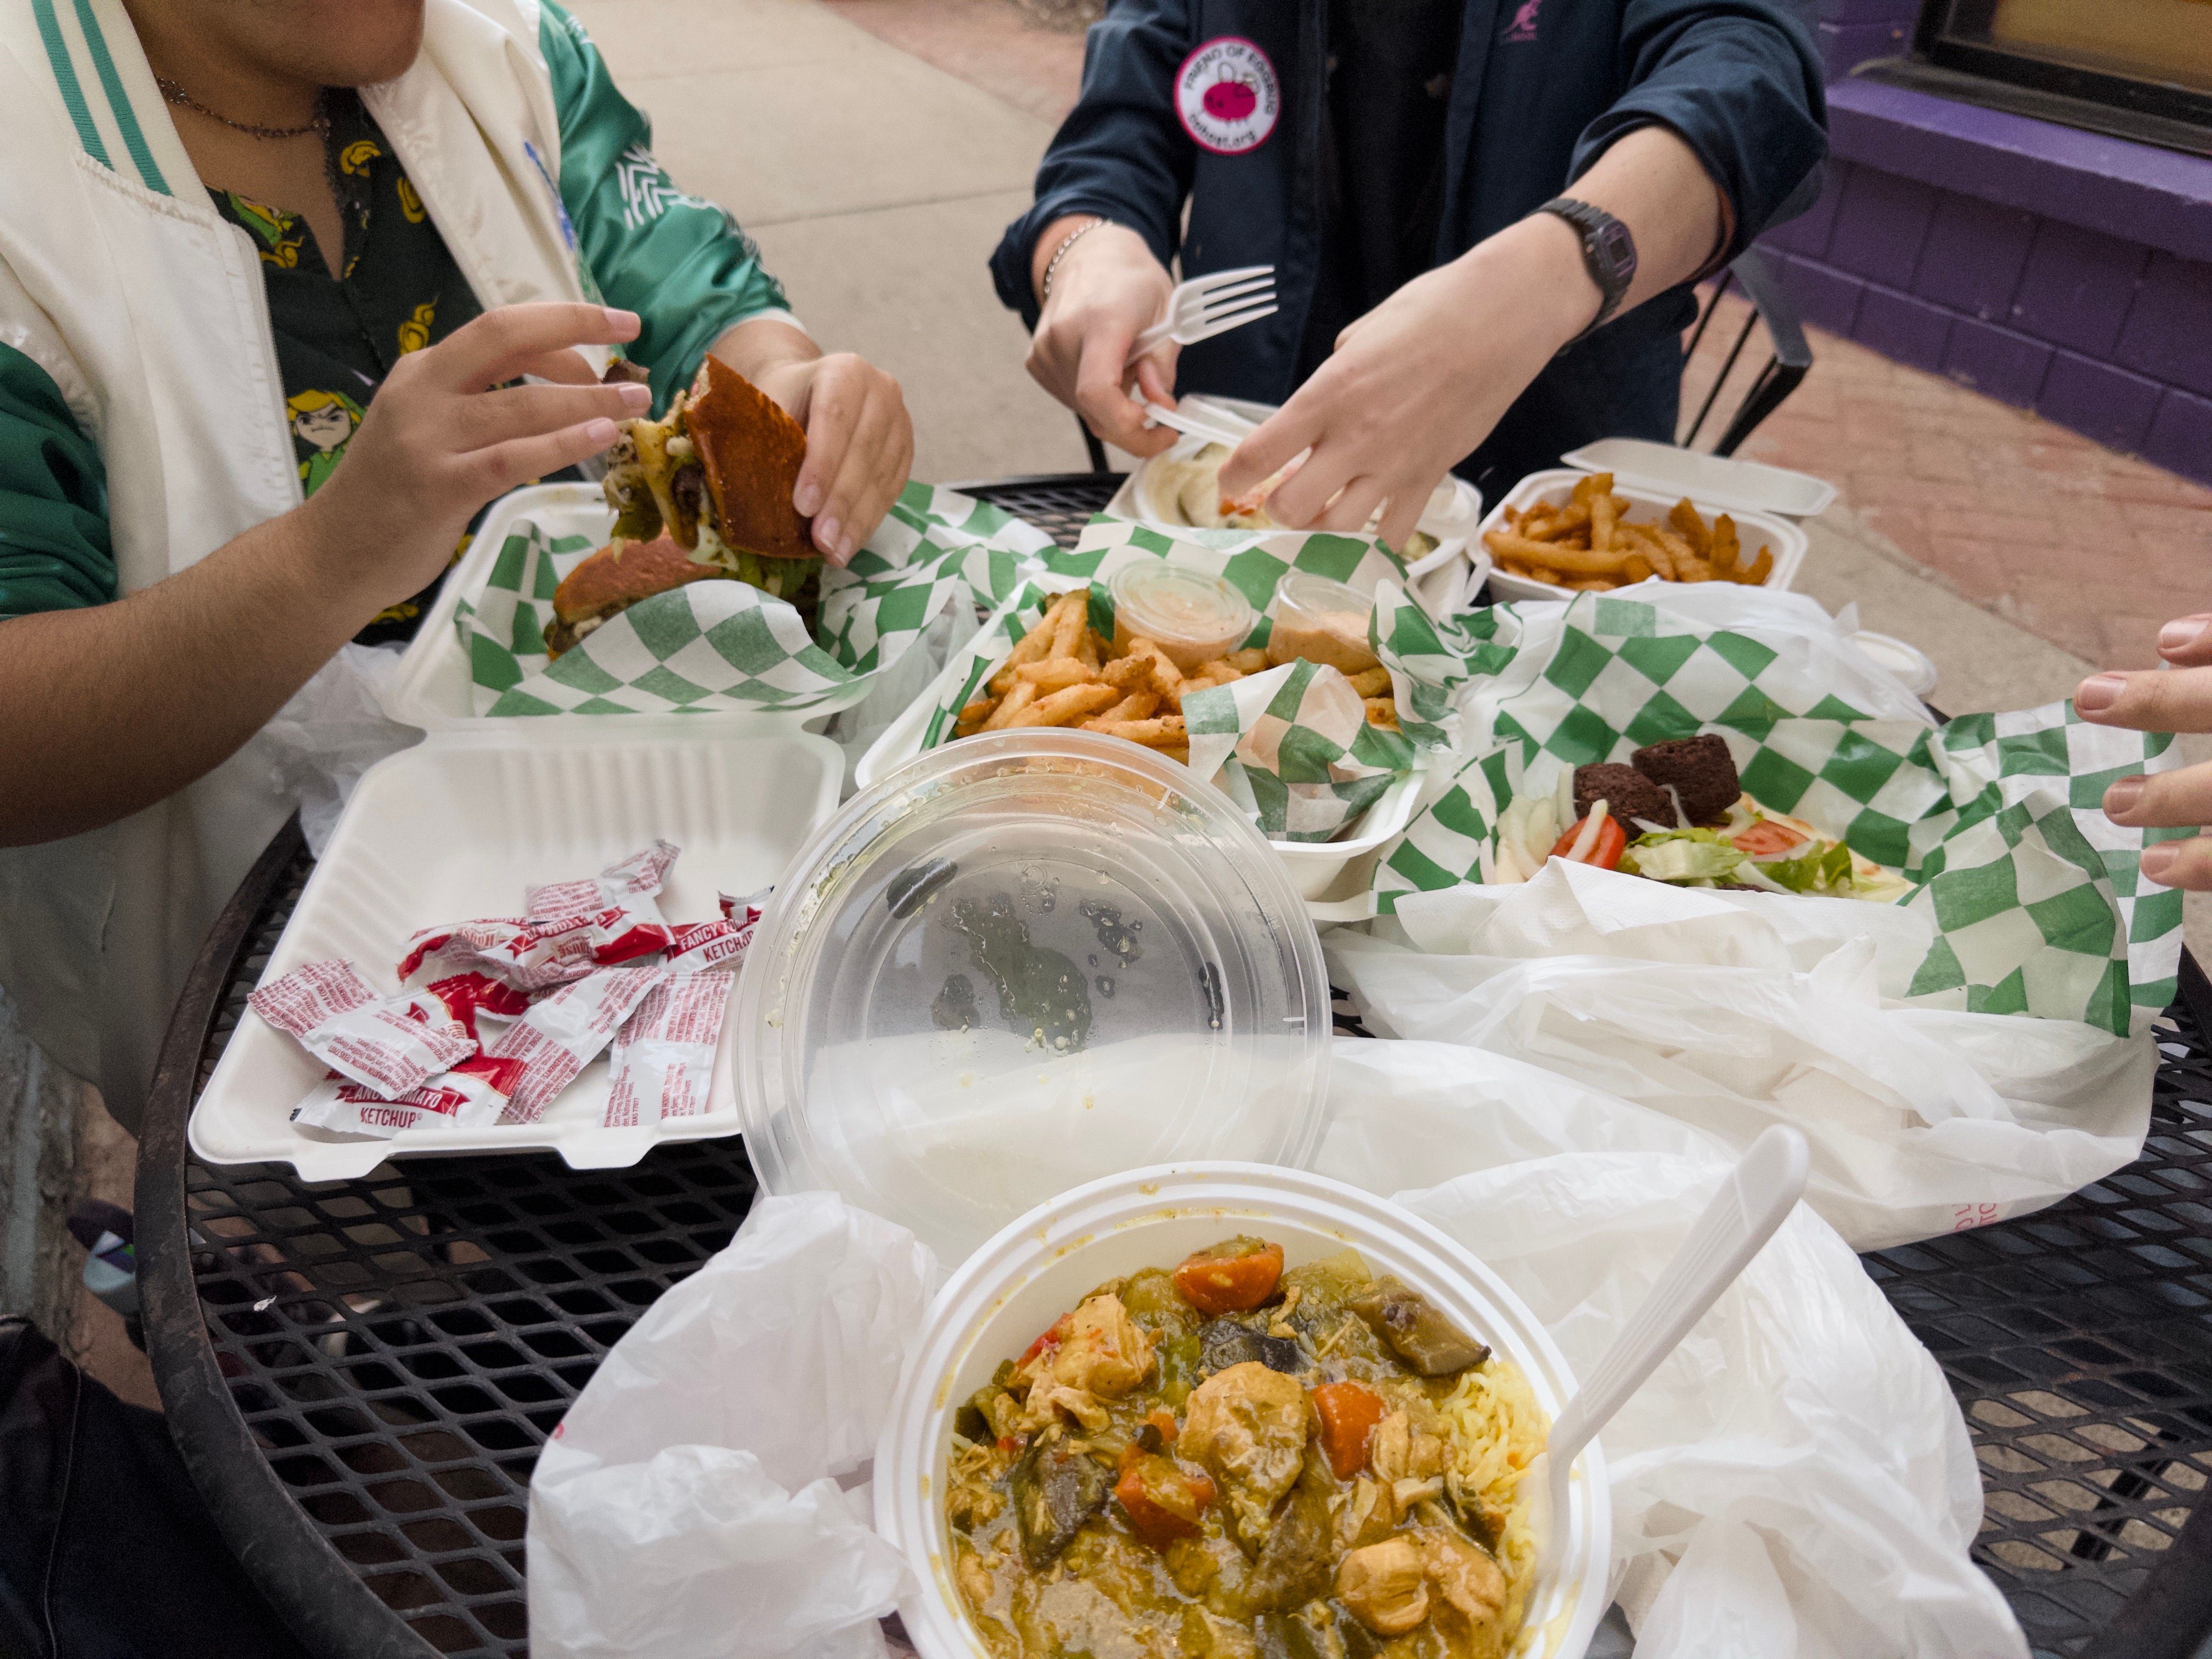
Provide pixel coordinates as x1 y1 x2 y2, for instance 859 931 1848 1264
1570 471 1613 509
1623 524 1676 579
983 679 1039 730
1590 492 1617 554
1668 498 1711 557
1484 530 1629 575
1190 658 1242 682
1015 658 1100 692
1737 547 1774 585
1102 653 1158 692
1099 690 1160 722
1083 714 1188 746
1710 514 1740 579
1363 698 1400 729
1622 552 1654 584
1045 590 1088 659
1520 504 1588 542
990 614 1060 692
1009 682 1120 728
1672 556 1713 584
1125 636 1184 696
1654 528 1697 568
1226 647 1270 673
1161 746 1190 765
1074 626 1101 670
1347 667 1391 698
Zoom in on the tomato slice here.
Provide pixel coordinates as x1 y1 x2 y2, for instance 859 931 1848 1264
1732 819 1808 857
1549 812 1627 871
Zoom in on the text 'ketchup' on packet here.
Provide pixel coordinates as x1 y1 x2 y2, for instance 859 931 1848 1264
603 970 735 1126
292 1054 527 1139
250 959 477 1099
489 964 666 1124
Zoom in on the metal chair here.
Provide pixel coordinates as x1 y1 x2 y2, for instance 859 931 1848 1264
1073 245 1814 473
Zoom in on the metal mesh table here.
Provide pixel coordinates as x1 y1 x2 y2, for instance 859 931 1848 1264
138 474 2212 1659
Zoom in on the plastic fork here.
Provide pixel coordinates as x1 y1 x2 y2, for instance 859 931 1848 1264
1127 266 1277 365
1527 1125 1810 1575
1138 395 1260 449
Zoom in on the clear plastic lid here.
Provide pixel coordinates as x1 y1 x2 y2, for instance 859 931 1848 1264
733 729 1333 1265
1266 571 1380 674
1109 561 1259 672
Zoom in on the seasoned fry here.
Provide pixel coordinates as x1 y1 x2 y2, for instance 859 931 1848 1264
1570 471 1612 509
1014 658 1100 691
1045 590 1088 659
1737 547 1774 585
1009 682 1120 728
1485 529 1629 575
1668 498 1711 557
983 679 1039 730
1347 667 1391 697
1590 492 1617 554
1099 691 1160 722
990 618 1058 691
1564 577 1616 591
1125 636 1184 695
1622 552 1654 584
1710 514 1740 579
1225 647 1271 673
1073 626 1100 669
1190 658 1242 684
1102 653 1158 693
1081 715 1187 746
1363 698 1400 729
1520 503 1588 542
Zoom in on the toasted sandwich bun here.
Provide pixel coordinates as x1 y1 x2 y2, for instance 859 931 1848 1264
684 355 815 562
543 535 729 658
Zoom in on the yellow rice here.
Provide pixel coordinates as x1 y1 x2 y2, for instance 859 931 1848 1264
1437 1357 1549 1656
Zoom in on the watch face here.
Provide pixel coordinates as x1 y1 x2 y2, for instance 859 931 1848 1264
1594 219 1635 276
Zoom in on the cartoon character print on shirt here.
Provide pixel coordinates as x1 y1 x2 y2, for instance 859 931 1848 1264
1175 37 1280 155
396 175 428 224
227 193 306 268
398 299 438 355
287 387 365 498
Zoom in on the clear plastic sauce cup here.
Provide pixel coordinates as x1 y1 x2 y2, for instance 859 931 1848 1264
1266 570 1380 675
1108 561 1259 672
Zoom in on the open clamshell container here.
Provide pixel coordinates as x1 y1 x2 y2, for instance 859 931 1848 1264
733 729 1334 1267
876 1162 1612 1659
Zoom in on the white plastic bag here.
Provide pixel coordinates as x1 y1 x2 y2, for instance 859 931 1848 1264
528 1192 937 1659
1325 1038 2027 1659
1328 858 2154 1250
247 642 422 853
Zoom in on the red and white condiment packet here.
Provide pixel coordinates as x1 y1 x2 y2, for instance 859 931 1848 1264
602 971 735 1126
719 888 768 924
528 841 679 917
250 959 477 1099
400 845 682 989
292 1054 527 1139
488 964 667 1124
659 887 768 971
419 972 533 1044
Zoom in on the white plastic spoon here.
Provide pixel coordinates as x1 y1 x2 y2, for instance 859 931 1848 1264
1527 1124 1812 1569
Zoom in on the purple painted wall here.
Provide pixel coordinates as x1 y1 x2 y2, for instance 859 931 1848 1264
1763 46 2212 486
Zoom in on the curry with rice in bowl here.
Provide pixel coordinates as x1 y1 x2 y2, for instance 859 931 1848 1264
944 1235 1548 1657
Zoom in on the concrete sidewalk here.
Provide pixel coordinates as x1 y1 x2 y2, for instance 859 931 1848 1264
567 0 1088 483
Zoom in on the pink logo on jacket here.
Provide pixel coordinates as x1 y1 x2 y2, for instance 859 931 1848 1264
1505 0 1542 42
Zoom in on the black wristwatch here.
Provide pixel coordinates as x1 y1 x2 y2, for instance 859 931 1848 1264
1537 197 1637 338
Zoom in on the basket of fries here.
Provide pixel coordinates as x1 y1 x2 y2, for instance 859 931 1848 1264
1480 469 1806 603
856 576 1431 905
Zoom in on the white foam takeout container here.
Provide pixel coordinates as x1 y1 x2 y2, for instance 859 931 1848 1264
1481 467 1809 606
1559 438 1837 520
851 575 1430 909
1109 396 1491 617
877 1161 1611 1659
188 719 843 1180
380 483 876 734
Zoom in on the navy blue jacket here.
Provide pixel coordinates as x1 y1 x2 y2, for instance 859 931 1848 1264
992 0 1826 500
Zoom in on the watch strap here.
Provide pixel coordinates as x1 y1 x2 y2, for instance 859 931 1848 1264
1537 196 1637 338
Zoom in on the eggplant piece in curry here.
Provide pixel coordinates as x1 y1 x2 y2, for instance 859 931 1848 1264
944 1237 1549 1658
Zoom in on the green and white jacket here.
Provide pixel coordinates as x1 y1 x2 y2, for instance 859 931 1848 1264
0 0 790 1122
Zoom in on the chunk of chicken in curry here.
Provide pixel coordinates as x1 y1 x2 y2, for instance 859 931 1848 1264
943 1237 1548 1658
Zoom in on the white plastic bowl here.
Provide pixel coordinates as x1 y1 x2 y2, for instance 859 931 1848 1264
1481 469 1807 606
876 1160 1611 1659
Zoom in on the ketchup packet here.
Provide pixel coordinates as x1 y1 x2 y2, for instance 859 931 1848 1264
292 1054 526 1139
421 972 533 1044
251 959 477 1099
524 843 680 968
397 913 605 995
489 964 667 1124
603 971 735 1126
661 887 768 971
719 888 769 923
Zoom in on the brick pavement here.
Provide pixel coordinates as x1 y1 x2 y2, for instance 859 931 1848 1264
829 0 2212 672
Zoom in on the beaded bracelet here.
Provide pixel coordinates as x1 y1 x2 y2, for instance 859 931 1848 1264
1040 218 1113 303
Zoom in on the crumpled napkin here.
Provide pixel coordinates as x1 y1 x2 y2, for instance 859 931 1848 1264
528 1192 936 1659
1328 857 2153 1250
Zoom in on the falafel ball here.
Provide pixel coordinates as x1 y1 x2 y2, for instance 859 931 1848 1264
1630 735 1742 826
1572 764 1673 827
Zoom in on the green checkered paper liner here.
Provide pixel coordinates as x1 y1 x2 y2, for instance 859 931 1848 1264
455 483 1056 715
1369 592 2183 1036
913 518 1424 842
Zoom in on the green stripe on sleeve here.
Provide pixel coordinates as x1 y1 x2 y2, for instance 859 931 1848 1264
71 0 168 195
29 0 112 170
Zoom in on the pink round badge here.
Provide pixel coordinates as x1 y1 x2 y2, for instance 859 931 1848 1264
1175 36 1280 155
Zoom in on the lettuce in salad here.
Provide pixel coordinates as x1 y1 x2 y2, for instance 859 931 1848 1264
1622 826 1860 894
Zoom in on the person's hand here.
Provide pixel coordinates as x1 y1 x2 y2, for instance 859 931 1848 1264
1218 215 1596 555
754 352 914 567
1026 221 1180 458
302 302 646 616
2079 616 2212 889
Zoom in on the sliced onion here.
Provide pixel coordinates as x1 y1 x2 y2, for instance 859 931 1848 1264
1568 803 1609 864
1661 782 1692 830
1731 862 1795 894
1630 816 1672 836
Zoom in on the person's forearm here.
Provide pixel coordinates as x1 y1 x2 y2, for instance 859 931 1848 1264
1562 125 1729 314
0 501 380 845
1030 213 1106 307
